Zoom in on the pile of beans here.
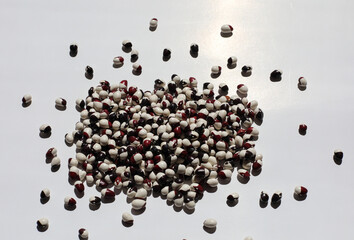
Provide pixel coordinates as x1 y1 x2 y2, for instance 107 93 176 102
26 18 325 238
64 76 264 211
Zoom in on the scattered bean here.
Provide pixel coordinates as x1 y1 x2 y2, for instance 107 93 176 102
78 228 89 239
122 40 132 49
40 188 50 199
122 212 134 224
190 43 199 53
221 24 233 34
22 94 32 105
294 186 308 196
150 18 158 29
37 218 49 231
203 218 217 228
271 191 282 204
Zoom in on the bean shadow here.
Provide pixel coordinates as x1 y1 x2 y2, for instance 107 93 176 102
237 175 250 184
203 226 216 234
271 201 281 209
293 193 307 201
183 206 195 215
39 132 51 139
190 51 198 58
69 51 77 57
211 73 221 79
85 72 93 80
259 200 268 208
37 225 48 232
163 55 171 62
270 75 282 82
122 220 133 227
251 169 262 176
333 156 342 165
173 205 183 212
113 63 124 68
22 102 31 108
74 189 84 198
298 84 307 91
122 46 132 53
205 185 218 193
89 203 100 211
226 199 238 207
220 32 233 38
298 129 307 136
241 71 252 77
227 63 237 69
149 26 157 32
131 57 138 63
132 70 141 76
40 197 50 204
131 207 146 215
51 165 60 172
64 204 76 211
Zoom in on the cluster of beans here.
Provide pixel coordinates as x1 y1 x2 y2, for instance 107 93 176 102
64 75 264 211
28 18 331 238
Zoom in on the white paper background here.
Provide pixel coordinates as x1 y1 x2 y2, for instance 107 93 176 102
1 0 354 239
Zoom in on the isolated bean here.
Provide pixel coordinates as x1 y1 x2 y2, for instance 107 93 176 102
40 188 50 199
55 97 67 107
85 66 93 75
203 218 217 228
150 18 158 28
132 63 142 72
131 50 139 60
270 69 282 81
122 40 132 49
227 56 237 65
260 191 269 203
78 228 89 239
64 196 77 206
221 24 233 34
211 66 221 75
163 48 171 58
299 124 307 134
298 77 307 90
190 43 199 53
89 196 101 206
70 44 78 55
294 186 308 196
122 212 134 223
227 192 239 201
271 191 282 204
46 147 57 159
37 218 49 231
113 56 124 65
22 94 32 104
244 236 253 240
334 149 343 160
40 124 52 134
241 65 252 75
